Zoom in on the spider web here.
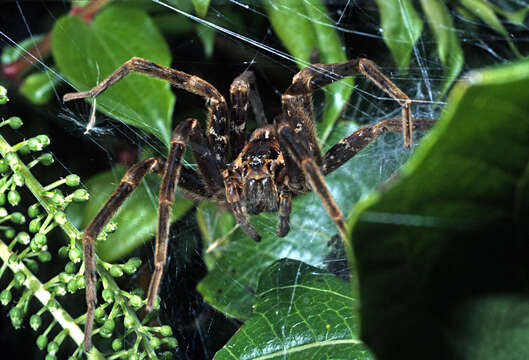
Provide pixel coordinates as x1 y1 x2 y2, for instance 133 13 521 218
0 0 527 358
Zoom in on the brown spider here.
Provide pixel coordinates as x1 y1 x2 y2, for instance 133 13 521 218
63 57 433 351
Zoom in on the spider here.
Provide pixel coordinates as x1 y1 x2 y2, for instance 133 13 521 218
63 57 433 351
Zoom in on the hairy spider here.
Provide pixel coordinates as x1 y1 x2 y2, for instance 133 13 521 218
63 57 433 350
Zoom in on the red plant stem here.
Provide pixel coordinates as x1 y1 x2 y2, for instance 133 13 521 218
1 0 109 81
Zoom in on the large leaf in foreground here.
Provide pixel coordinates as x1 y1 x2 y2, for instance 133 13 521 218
214 259 374 360
198 121 421 319
349 60 529 358
52 5 174 144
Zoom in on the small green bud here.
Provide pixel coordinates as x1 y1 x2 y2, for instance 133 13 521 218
38 251 52 263
75 275 85 289
0 207 7 217
104 221 117 233
53 211 67 225
47 341 59 355
28 138 43 151
36 135 50 147
29 218 41 233
4 228 15 239
131 288 144 298
16 231 30 245
14 271 26 287
30 239 40 252
103 318 115 333
34 233 47 247
47 299 59 310
67 280 78 293
64 262 76 274
165 337 178 348
68 247 82 263
8 253 17 264
0 192 5 205
58 246 69 258
123 257 141 274
45 355 57 360
129 294 142 309
112 338 123 351
0 289 12 305
5 152 19 171
36 334 48 350
51 192 64 206
0 159 8 173
94 307 106 321
28 203 40 217
7 116 22 129
123 314 134 328
11 211 25 224
73 189 89 202
53 284 66 296
9 307 23 328
38 153 54 166
128 353 139 360
7 189 21 206
102 289 114 303
150 337 161 349
0 86 8 104
12 172 24 186
18 144 30 155
159 325 172 337
99 328 112 338
109 266 123 278
30 314 42 331
65 174 80 187
25 258 39 272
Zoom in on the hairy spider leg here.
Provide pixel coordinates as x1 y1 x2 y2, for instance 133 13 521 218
81 157 165 351
146 119 199 312
229 71 268 160
224 176 262 241
63 57 230 176
276 119 347 241
283 58 414 148
323 118 435 175
277 186 292 237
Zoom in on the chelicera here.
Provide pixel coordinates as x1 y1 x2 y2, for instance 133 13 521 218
63 56 433 350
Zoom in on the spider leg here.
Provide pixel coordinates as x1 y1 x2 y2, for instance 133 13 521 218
283 58 415 148
323 118 435 175
276 120 347 241
230 71 267 159
276 186 292 237
81 157 165 351
63 57 230 171
146 118 201 311
224 177 262 241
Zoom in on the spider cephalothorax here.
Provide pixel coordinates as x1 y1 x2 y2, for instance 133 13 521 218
63 57 433 350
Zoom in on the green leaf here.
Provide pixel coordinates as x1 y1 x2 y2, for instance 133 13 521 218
214 259 374 360
78 165 193 262
349 59 529 358
192 0 211 18
51 5 175 144
1 34 44 65
376 0 423 71
460 0 521 57
419 0 464 96
20 70 60 105
198 121 418 319
265 0 353 143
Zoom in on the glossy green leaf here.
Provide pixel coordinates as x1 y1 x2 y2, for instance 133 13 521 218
20 70 60 105
214 259 374 360
51 5 174 144
192 0 211 18
460 0 521 57
265 0 353 143
376 0 423 71
420 0 463 96
79 165 193 262
349 59 529 358
198 120 420 319
1 34 44 65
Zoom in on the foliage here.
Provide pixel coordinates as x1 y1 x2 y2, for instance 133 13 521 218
0 87 177 359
